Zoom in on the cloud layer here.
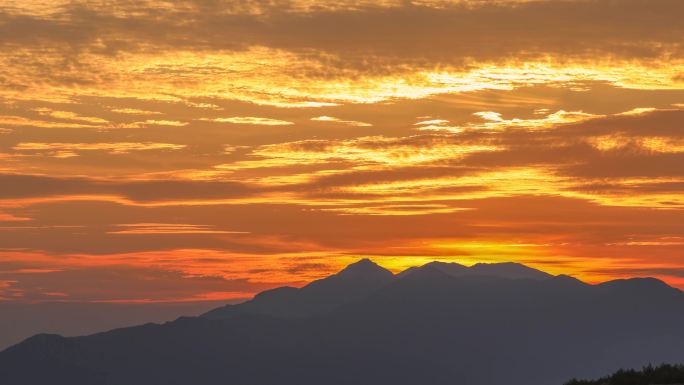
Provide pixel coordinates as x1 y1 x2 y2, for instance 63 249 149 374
0 0 683 304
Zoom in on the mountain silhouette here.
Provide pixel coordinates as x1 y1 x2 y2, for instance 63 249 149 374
204 258 394 319
1 259 683 385
399 261 553 280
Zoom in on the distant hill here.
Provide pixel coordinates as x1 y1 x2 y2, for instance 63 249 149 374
565 364 684 385
1 260 683 385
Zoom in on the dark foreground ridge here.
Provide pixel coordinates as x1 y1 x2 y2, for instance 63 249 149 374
1 260 683 385
565 364 684 385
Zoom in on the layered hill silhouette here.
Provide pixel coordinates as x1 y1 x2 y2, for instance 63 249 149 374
1 259 684 385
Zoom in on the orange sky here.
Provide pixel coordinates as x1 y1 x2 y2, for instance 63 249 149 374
1 0 683 303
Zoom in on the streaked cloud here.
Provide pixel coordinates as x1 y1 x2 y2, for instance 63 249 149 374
13 142 187 155
141 120 188 127
33 108 109 124
588 135 684 153
311 116 372 127
0 115 103 129
203 117 294 125
107 223 249 235
0 212 30 222
415 119 450 126
110 108 163 115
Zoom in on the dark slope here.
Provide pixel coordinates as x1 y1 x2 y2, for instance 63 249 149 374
1 260 684 385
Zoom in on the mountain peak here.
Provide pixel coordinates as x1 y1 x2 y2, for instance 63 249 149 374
336 258 393 280
206 260 394 320
599 277 676 292
424 261 467 269
552 274 587 285
399 260 552 281
348 258 377 268
470 262 553 280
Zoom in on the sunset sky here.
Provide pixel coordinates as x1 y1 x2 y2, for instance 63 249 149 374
1 0 683 305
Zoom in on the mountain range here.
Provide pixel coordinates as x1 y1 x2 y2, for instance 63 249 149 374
1 259 683 385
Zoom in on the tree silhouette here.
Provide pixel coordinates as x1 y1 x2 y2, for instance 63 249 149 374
565 364 684 385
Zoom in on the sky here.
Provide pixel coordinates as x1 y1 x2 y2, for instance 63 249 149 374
1 0 683 309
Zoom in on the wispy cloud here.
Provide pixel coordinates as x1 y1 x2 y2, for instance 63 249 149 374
13 142 186 155
110 108 163 115
311 116 372 127
202 117 294 126
108 223 249 235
